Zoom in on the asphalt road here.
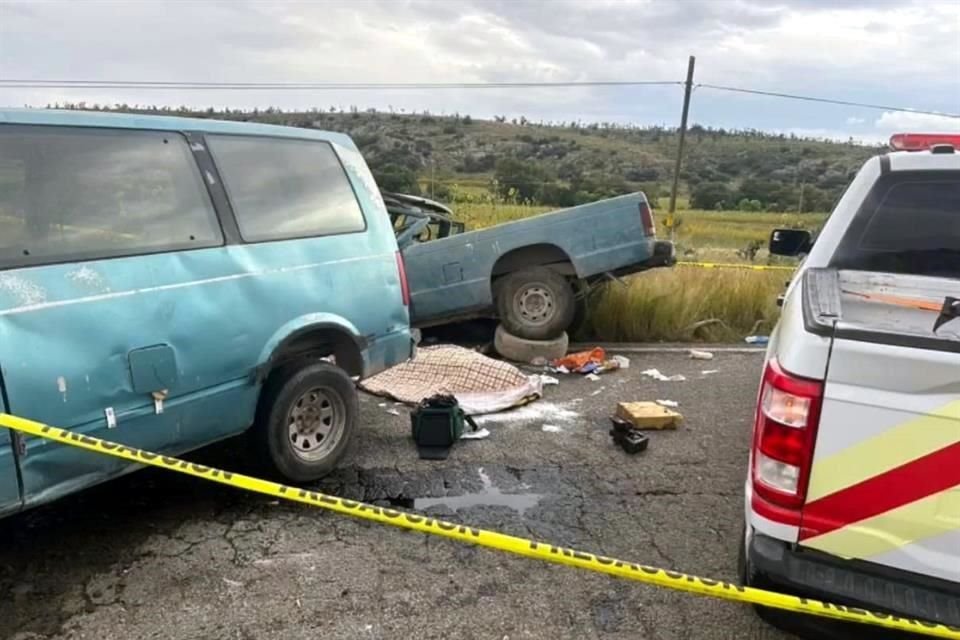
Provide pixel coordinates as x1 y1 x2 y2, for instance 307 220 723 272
0 350 794 640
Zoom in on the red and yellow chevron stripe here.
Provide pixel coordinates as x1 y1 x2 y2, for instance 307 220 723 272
799 400 960 560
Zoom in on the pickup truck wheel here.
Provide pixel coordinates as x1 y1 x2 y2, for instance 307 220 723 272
497 267 576 340
254 362 358 483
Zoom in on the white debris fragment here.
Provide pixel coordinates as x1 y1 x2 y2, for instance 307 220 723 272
222 578 243 588
689 349 714 360
378 402 387 407
474 401 580 427
541 424 562 433
656 399 679 408
701 369 720 375
540 375 560 386
612 355 631 369
554 365 570 374
590 386 606 396
461 427 491 440
586 373 601 382
385 408 401 416
641 368 686 382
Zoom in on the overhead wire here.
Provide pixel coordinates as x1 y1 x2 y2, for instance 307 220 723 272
1 77 956 118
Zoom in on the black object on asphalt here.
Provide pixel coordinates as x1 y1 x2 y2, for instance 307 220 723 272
609 416 650 454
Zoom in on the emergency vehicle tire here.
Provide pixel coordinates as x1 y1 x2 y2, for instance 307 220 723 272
497 267 576 340
494 324 569 363
254 361 358 483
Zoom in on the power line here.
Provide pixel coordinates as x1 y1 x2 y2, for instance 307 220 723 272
3 76 955 118
0 79 682 90
697 83 960 119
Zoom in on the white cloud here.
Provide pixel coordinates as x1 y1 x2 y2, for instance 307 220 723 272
0 0 957 139
874 111 960 135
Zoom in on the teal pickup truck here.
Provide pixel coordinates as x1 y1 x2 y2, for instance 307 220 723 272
387 192 675 339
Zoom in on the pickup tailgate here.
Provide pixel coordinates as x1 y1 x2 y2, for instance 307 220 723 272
799 269 960 584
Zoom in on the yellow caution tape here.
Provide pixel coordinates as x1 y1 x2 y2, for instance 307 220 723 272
677 261 796 271
2 412 957 639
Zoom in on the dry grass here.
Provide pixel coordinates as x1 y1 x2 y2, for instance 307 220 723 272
582 268 785 342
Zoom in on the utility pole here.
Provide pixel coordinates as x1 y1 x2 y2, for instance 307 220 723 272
667 55 696 241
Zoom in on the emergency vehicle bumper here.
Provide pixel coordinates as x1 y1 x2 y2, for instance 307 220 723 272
748 532 960 634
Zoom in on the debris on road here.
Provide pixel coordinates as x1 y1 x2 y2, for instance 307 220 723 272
609 416 650 454
590 386 606 396
744 335 770 345
641 368 686 382
361 345 542 415
701 369 720 375
552 347 606 372
461 427 491 440
473 400 580 428
585 373 601 382
541 424 562 433
616 401 683 430
612 354 631 369
656 399 679 408
385 408 401 416
539 375 560 386
689 349 714 360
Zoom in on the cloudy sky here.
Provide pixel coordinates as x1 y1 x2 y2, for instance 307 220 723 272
1 0 958 142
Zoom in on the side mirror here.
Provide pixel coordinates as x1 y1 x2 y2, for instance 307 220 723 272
769 228 813 257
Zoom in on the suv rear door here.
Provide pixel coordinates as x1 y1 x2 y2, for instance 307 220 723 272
798 173 960 584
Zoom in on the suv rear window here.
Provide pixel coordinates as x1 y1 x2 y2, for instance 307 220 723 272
0 125 222 269
208 136 365 242
831 173 960 278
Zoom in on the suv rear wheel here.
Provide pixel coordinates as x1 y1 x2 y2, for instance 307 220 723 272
254 361 358 482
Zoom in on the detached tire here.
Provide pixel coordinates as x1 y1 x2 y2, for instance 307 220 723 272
254 362 358 483
494 324 569 363
496 267 576 340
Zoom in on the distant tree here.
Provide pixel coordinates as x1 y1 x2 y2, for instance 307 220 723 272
691 182 733 210
373 164 421 195
494 157 546 202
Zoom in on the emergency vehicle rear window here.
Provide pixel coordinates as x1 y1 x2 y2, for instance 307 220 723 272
831 174 960 279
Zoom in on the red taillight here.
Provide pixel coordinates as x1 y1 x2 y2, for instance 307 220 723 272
395 251 410 306
889 133 960 151
751 359 823 514
639 202 655 236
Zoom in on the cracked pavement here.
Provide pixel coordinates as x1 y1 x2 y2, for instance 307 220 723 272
0 351 793 640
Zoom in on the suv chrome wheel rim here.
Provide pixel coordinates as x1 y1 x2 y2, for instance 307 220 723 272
287 386 345 461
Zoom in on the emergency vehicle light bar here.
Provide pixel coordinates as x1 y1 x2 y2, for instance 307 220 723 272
889 133 960 151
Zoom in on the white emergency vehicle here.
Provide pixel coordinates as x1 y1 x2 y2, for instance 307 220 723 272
741 133 960 636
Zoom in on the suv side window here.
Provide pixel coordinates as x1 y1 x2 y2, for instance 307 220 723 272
831 174 960 278
207 135 365 242
0 125 222 269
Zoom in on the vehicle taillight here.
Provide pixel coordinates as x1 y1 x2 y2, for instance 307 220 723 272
395 251 410 306
639 202 655 236
751 359 823 514
889 133 960 151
